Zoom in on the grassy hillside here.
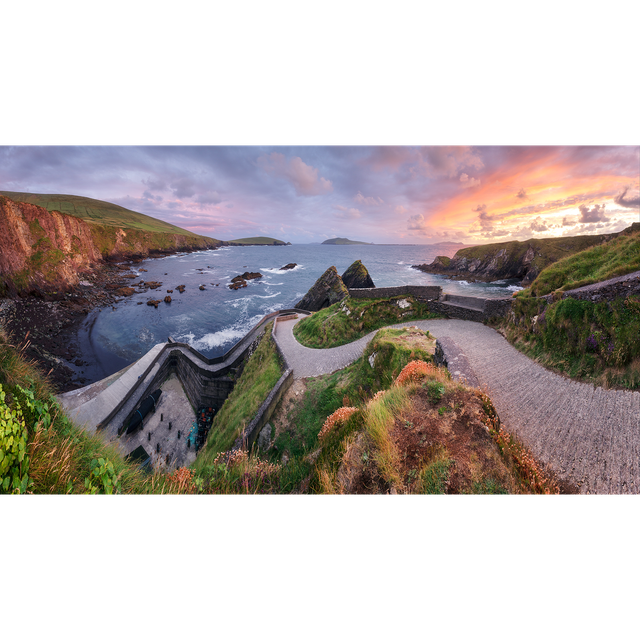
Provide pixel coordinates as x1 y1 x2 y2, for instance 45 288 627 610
228 236 289 245
192 323 283 473
497 224 640 390
0 190 219 242
293 295 443 348
268 327 559 494
524 223 640 297
322 237 372 245
0 313 559 494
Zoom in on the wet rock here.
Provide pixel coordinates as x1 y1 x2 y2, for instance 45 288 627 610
199 285 206 290
167 289 173 293
229 278 247 290
164 296 172 303
115 287 135 296
145 281 163 289
139 268 148 272
176 284 186 293
147 300 161 308
280 263 297 271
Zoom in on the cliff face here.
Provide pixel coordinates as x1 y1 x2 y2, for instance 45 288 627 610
0 195 219 296
0 195 103 294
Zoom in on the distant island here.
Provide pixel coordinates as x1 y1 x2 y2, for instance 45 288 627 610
322 237 373 245
228 237 291 246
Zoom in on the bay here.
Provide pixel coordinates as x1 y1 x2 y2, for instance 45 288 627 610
78 243 522 381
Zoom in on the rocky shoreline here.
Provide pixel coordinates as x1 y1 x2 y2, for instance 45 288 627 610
0 257 178 393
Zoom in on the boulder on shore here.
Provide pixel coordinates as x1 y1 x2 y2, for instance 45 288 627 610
342 260 375 289
294 266 349 311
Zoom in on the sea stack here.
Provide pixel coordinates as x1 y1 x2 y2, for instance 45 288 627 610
294 266 349 311
341 260 375 289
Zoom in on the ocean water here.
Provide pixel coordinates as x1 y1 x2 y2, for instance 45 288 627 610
80 243 522 376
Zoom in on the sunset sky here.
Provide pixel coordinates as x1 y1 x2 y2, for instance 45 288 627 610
1 145 638 245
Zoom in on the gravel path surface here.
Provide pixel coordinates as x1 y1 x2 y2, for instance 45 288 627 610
275 317 640 494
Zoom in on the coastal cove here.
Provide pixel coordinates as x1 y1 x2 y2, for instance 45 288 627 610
71 243 522 387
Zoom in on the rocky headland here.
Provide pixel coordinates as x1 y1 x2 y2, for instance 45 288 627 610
0 194 222 392
412 227 638 285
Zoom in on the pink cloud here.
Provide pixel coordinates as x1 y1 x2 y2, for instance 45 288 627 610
257 152 333 196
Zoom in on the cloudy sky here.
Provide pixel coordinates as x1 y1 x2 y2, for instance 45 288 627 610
1 145 638 245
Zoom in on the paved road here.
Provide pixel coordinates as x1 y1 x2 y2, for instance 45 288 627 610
275 317 640 494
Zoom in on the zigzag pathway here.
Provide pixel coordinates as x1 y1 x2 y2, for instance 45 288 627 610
275 317 640 494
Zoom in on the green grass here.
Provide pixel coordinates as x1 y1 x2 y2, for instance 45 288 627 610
0 321 158 494
455 231 620 276
1 190 219 240
505 294 640 389
524 225 640 296
500 226 640 388
293 295 443 348
193 323 284 471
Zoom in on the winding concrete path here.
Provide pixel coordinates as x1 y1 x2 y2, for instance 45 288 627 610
274 317 640 494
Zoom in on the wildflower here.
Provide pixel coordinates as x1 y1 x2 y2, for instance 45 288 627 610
318 407 358 439
395 360 438 386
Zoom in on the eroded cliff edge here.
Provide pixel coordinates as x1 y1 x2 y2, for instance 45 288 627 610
412 227 639 285
0 194 220 296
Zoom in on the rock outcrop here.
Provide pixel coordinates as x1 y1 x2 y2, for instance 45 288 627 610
412 230 633 285
228 272 262 291
294 266 349 311
342 260 375 289
280 263 297 271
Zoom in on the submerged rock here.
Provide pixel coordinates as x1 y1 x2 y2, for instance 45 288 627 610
294 265 349 311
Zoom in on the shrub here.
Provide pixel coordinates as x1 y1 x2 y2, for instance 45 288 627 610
0 384 31 493
318 407 359 440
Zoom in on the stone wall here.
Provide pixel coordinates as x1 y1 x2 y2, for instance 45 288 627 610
226 311 306 453
426 300 485 323
484 297 514 320
348 285 442 301
545 270 640 304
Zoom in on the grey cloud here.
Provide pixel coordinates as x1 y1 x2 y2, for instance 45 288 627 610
562 215 577 226
614 187 640 208
195 191 222 205
516 188 527 199
142 177 167 192
529 216 548 232
579 203 608 223
170 178 196 199
142 190 163 202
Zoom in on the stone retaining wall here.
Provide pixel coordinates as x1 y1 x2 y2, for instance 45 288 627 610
226 311 310 453
348 285 442 301
426 300 485 323
544 270 640 304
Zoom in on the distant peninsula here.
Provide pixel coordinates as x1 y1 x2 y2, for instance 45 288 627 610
322 237 373 245
228 237 291 246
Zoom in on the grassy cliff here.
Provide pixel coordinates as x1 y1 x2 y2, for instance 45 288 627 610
0 191 215 238
499 224 640 389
